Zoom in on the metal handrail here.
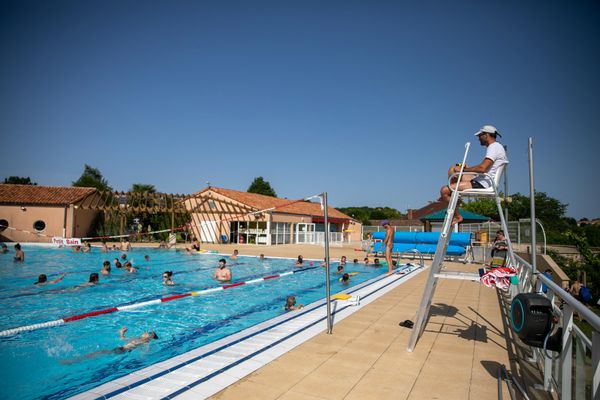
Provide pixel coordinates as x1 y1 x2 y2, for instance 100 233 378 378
514 254 599 399
516 255 600 331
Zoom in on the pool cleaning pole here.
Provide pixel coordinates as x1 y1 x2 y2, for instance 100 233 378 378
323 192 333 334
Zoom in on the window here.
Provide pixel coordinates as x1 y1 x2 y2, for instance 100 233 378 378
0 219 8 231
33 220 46 232
208 200 216 210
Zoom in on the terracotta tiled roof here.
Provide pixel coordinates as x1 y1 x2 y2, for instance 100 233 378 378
0 184 97 206
195 187 353 220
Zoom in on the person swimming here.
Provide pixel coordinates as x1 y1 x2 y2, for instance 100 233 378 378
14 243 24 261
341 273 350 284
285 295 303 311
213 259 232 282
336 265 345 274
101 261 111 275
34 273 66 285
162 271 175 285
295 255 304 266
62 326 158 364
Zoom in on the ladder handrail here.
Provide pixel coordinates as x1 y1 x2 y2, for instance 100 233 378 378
406 142 470 352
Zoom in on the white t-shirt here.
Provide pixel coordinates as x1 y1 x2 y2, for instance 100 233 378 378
472 141 508 188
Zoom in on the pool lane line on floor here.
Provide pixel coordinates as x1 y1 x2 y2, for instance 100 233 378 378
69 263 424 400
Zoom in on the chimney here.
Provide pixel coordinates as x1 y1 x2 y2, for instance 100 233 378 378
407 209 413 220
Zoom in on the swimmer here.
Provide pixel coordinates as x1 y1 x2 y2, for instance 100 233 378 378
113 258 122 268
34 273 66 285
73 246 81 253
230 249 239 260
62 326 158 364
162 271 175 285
14 243 24 261
80 273 99 287
259 254 265 261
285 295 303 311
121 240 131 252
373 258 381 266
144 255 150 262
340 256 347 266
213 259 232 282
336 265 345 274
341 273 350 284
191 238 201 251
295 255 304 267
120 253 127 261
101 242 109 252
353 258 359 264
82 241 91 253
1 243 8 254
123 261 137 273
363 257 369 264
117 327 157 351
101 261 111 275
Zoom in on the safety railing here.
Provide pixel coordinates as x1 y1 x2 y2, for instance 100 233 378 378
513 254 599 399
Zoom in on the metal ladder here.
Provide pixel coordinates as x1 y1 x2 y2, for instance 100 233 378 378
406 142 516 352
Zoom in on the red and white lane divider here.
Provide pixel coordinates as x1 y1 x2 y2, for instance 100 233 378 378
0 267 316 337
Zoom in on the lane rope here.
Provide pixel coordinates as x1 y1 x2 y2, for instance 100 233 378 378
0 266 317 337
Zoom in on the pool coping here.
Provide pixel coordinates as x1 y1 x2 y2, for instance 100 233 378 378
67 264 426 400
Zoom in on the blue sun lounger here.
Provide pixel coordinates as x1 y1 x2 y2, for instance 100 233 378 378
371 231 472 258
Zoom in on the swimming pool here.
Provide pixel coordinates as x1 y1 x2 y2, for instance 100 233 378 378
0 245 391 400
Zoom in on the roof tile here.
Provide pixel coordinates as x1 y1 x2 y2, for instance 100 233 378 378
0 184 97 206
195 187 352 220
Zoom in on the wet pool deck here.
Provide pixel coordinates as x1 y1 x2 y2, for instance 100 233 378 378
109 242 549 399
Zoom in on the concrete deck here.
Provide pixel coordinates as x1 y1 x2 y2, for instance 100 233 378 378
133 242 550 399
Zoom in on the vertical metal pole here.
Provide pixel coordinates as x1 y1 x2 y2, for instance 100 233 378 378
323 192 333 334
593 331 600 400
63 206 68 237
503 145 509 223
528 138 537 274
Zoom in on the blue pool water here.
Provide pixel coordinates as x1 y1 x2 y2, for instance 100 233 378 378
0 245 388 400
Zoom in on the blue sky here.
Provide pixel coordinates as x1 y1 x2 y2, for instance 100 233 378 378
1 1 599 219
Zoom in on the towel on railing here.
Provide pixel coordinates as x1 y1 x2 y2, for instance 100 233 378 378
480 267 517 291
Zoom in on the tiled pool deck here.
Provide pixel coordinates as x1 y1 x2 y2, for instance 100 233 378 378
72 243 548 400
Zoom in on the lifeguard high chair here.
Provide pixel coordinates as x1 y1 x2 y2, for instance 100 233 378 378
406 142 516 352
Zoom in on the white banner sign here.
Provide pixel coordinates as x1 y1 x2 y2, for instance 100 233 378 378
52 237 82 246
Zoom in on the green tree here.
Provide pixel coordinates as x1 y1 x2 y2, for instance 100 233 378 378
3 176 37 185
130 183 156 193
463 198 498 218
337 206 402 224
507 192 574 244
72 165 112 191
247 177 277 197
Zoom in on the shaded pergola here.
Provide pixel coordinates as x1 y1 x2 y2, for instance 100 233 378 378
419 209 490 231
76 191 191 237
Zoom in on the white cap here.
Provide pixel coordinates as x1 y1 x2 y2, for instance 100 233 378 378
474 125 502 137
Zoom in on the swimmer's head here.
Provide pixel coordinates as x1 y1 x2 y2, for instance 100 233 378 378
337 265 344 272
120 254 127 260
286 296 296 307
218 258 226 268
143 331 158 340
36 274 47 284
103 261 110 267
89 273 99 283
342 273 350 282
